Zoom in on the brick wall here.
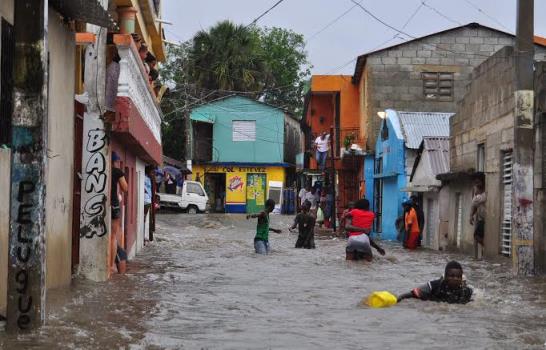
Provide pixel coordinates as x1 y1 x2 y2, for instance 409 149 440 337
363 25 546 149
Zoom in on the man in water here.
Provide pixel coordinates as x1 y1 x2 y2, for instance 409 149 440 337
289 200 316 249
397 261 473 304
247 199 282 255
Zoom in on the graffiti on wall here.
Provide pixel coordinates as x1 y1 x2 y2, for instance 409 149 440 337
80 128 108 239
12 180 36 329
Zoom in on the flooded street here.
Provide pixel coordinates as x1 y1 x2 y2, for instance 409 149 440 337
2 213 546 349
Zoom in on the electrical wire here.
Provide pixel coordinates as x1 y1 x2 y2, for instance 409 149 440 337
246 0 287 27
462 0 511 32
421 1 462 26
305 1 362 44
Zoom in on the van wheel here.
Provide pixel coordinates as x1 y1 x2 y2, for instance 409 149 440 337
187 205 198 214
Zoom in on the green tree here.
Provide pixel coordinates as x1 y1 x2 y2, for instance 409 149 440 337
189 20 265 92
259 27 311 114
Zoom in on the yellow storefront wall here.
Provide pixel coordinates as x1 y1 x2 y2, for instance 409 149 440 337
192 165 285 208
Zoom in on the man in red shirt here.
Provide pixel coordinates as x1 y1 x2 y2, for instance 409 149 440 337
345 199 385 261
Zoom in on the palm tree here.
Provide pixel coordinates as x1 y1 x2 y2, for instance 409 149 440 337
189 21 267 92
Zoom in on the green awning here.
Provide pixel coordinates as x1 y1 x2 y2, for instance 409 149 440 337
190 113 215 124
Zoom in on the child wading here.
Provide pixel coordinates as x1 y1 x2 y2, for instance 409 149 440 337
345 199 385 261
247 199 282 255
397 261 473 304
289 200 316 249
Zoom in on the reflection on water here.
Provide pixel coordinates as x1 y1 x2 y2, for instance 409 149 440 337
2 213 546 349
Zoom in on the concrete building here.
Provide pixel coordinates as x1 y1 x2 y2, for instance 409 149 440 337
370 110 451 240
352 23 546 154
0 0 118 331
438 46 546 268
189 95 301 214
301 75 363 217
405 137 451 250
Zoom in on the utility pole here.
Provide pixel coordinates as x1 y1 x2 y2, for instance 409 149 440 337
512 0 535 275
7 0 48 331
79 18 110 281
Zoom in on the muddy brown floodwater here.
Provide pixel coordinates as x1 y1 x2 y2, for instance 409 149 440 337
1 213 546 349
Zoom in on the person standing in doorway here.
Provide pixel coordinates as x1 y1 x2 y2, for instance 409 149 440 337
470 179 486 259
111 152 128 273
144 166 153 244
410 195 425 247
403 200 420 250
314 131 330 172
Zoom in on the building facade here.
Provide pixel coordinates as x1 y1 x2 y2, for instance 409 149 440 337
301 75 363 218
370 110 451 240
439 47 546 268
352 23 546 152
405 137 451 250
190 96 300 214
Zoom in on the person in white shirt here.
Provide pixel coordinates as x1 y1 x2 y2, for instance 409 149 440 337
314 131 330 171
298 184 312 210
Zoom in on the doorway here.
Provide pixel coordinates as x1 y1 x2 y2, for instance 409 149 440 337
246 173 267 214
205 173 226 213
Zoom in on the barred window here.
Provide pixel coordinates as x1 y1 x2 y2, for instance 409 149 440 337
422 72 454 101
232 120 256 142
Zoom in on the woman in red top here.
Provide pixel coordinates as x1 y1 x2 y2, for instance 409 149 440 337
345 199 385 261
403 200 420 250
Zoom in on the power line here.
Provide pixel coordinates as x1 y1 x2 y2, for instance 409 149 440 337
247 0 287 27
348 0 496 59
421 1 462 26
462 0 511 32
306 1 362 44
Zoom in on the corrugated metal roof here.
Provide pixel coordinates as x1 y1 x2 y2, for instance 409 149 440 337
397 111 453 149
423 137 450 176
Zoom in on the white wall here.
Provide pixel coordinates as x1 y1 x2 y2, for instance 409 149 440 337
0 0 14 24
130 158 146 259
0 149 10 316
44 9 76 289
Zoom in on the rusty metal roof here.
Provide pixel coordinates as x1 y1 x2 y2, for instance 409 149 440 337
422 137 450 176
50 0 117 30
397 111 453 149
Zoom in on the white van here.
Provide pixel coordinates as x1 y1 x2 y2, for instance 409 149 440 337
158 181 208 214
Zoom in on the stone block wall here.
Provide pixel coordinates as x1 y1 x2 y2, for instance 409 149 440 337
363 24 546 149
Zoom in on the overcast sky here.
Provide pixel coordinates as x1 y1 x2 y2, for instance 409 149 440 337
163 0 546 75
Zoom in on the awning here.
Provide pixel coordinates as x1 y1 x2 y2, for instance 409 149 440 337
190 113 215 124
50 0 117 30
401 185 439 193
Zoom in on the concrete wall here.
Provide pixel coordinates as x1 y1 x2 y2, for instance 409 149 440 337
361 25 546 149
0 0 14 24
0 149 10 316
44 10 76 289
447 47 517 258
132 158 146 260
535 62 546 273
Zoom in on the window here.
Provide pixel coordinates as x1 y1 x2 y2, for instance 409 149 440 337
232 120 256 142
477 143 485 172
501 151 513 257
422 72 454 101
1 18 15 146
187 182 205 196
381 122 389 141
455 193 463 248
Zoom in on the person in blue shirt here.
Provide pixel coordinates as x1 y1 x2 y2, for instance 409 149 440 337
144 166 154 243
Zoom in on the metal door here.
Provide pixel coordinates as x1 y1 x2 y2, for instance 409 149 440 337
246 173 266 213
0 18 14 145
501 151 513 256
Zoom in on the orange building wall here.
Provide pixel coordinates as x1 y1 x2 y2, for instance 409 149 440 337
311 75 360 130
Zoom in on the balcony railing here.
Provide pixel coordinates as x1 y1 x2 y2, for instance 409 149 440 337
339 127 364 150
115 34 162 144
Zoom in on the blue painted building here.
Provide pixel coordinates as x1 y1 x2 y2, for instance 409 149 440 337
366 109 452 240
189 96 302 213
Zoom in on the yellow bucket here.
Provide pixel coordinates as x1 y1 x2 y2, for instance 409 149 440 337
364 291 398 308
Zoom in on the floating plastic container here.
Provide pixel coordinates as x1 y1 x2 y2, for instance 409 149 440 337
364 291 398 308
